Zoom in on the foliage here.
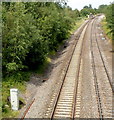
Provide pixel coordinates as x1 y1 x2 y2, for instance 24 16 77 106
2 71 31 118
2 2 80 73
98 4 108 13
98 3 114 41
101 18 112 40
105 4 114 36
83 4 92 9
2 3 35 74
80 4 97 17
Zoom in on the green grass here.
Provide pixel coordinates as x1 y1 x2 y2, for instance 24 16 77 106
49 50 56 56
34 57 51 75
2 71 31 118
101 17 114 50
101 17 112 40
70 17 87 34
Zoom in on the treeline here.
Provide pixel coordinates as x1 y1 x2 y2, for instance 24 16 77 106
2 2 80 76
98 4 114 40
80 4 97 16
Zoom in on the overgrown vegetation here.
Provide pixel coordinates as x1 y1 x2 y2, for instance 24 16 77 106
2 71 31 117
98 3 114 47
80 4 97 17
2 2 82 75
101 18 112 40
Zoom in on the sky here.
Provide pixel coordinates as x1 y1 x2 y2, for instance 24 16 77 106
67 0 114 10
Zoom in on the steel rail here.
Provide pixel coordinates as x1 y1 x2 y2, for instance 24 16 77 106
94 18 113 92
72 19 91 120
90 17 104 120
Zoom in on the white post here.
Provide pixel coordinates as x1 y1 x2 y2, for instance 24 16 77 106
10 88 19 110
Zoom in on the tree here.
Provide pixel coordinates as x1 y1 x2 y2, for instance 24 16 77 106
83 5 89 9
98 4 108 13
89 4 92 9
81 5 96 16
2 3 35 73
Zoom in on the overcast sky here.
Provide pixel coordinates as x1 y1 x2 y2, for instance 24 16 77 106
67 0 114 10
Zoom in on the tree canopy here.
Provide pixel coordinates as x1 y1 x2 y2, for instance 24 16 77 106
2 2 81 75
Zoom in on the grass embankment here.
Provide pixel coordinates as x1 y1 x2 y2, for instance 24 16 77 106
101 17 112 41
101 17 114 50
2 17 86 118
2 72 30 118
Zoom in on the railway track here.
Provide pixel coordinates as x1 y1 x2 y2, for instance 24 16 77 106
90 18 103 119
45 20 90 119
95 18 113 92
90 17 112 118
51 25 88 119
